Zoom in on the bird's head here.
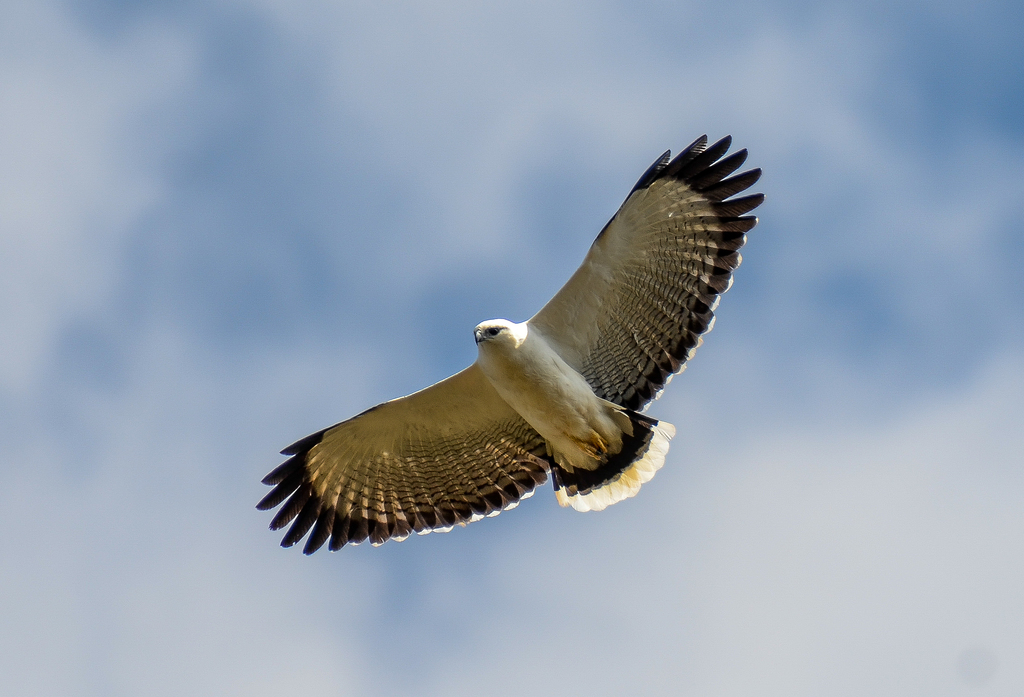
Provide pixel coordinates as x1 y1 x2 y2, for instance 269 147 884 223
474 319 526 349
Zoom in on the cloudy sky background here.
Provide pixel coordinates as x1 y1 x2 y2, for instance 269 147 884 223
1 0 1022 694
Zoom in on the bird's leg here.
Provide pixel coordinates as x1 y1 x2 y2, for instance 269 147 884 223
570 431 609 461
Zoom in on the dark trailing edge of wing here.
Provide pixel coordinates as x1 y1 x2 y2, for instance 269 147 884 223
258 417 553 554
628 150 671 194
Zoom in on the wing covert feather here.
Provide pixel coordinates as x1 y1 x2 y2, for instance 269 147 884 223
257 365 552 552
529 135 763 410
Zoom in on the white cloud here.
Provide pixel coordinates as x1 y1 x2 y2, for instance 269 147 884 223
0 0 196 392
7 346 1019 690
371 355 1024 697
229 0 1023 352
0 327 383 695
1 1 1021 694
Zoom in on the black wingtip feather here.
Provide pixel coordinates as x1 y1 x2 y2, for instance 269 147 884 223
676 134 710 163
711 193 765 217
671 135 733 181
280 426 330 456
663 134 713 177
261 455 301 486
629 150 671 194
370 517 392 546
690 149 748 190
329 513 349 551
633 137 761 207
281 495 321 547
303 508 335 555
269 483 312 531
256 469 304 511
703 168 762 201
347 516 370 546
719 216 758 233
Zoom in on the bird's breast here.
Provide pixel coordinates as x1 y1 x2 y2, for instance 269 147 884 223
476 328 600 441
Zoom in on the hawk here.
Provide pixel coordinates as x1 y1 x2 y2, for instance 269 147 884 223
258 135 762 552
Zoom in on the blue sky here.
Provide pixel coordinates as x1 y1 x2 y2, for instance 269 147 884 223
1 0 1022 695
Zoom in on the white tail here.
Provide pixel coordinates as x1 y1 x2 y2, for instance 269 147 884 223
555 420 675 512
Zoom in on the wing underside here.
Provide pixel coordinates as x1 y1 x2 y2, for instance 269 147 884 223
529 135 763 410
257 365 552 553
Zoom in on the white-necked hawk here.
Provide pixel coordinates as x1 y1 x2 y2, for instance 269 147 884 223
258 135 762 552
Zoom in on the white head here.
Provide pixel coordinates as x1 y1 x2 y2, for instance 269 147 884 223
474 319 528 351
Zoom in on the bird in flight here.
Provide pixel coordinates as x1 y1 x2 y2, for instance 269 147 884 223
258 135 762 553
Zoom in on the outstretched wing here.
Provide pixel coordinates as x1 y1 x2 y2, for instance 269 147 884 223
529 135 763 410
257 365 552 553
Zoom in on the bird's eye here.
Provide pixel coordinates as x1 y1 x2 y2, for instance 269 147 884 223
487 327 500 336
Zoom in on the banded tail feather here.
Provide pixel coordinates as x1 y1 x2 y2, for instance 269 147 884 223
552 410 675 512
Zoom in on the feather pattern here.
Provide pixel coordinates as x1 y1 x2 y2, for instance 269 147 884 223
257 366 552 552
529 136 763 410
